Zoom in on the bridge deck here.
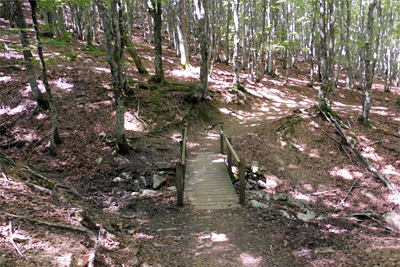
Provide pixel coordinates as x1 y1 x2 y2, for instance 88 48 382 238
185 152 241 210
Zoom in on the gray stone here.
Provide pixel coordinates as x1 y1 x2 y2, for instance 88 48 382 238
246 180 256 190
95 158 103 164
249 200 269 209
139 176 147 187
153 175 167 189
113 177 125 182
292 199 306 209
156 162 173 170
133 180 140 192
257 180 267 188
123 256 140 267
131 192 140 196
264 193 271 201
250 190 266 199
120 172 133 180
167 186 177 192
140 189 157 196
383 207 400 230
273 192 290 201
280 210 292 218
297 209 316 221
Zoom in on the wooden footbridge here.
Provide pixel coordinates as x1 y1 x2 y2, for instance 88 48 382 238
175 126 246 210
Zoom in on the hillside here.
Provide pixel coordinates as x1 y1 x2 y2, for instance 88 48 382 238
1 12 400 267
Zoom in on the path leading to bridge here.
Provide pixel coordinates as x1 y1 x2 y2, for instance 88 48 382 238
185 152 241 210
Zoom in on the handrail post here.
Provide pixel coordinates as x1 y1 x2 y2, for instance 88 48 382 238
219 125 224 154
176 161 184 207
239 158 245 205
179 140 183 160
227 138 232 176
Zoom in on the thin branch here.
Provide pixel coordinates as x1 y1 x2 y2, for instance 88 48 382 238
2 212 94 234
312 185 364 195
9 222 24 259
340 178 360 205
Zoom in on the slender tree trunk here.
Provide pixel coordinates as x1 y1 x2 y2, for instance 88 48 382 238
224 1 231 65
232 0 241 89
318 0 329 108
96 0 129 154
309 1 317 87
345 0 354 91
362 0 377 123
125 38 148 75
327 0 335 107
256 0 266 83
176 0 190 69
148 0 165 83
193 0 208 102
29 0 61 155
11 0 49 111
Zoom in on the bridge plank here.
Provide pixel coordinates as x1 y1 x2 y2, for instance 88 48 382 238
185 152 241 210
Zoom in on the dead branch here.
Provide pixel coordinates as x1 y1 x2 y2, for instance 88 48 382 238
9 222 24 259
88 229 102 267
319 108 400 196
2 212 94 235
340 178 360 205
322 129 353 163
312 186 364 195
350 212 399 233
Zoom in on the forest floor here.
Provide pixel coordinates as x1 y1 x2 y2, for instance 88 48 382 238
1 10 400 267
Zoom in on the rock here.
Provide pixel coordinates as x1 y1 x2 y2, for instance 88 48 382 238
297 209 316 221
13 234 28 243
167 186 177 192
273 192 290 201
156 162 173 170
249 200 269 209
95 158 103 164
140 189 157 196
152 175 167 189
383 207 400 230
113 177 125 182
131 192 140 196
71 254 88 267
245 162 251 169
292 199 306 209
250 190 266 199
264 193 271 201
251 161 259 173
123 256 140 267
133 180 140 192
139 176 147 187
120 172 133 180
280 210 292 218
315 247 335 254
257 180 267 188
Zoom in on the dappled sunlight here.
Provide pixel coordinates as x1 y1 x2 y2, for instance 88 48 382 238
0 76 12 82
309 148 321 158
50 78 74 92
124 112 144 131
187 141 199 148
93 67 110 73
206 132 219 140
329 167 355 180
240 252 263 266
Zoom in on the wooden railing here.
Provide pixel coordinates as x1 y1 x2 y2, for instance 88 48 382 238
176 127 187 207
218 125 246 205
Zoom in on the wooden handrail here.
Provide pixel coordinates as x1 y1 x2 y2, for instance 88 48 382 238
218 125 245 205
176 127 187 207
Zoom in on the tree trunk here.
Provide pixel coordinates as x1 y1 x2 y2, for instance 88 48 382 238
29 0 61 155
232 0 241 89
176 0 190 69
11 0 49 111
96 0 129 154
362 0 376 123
318 0 329 109
193 0 208 102
256 0 266 83
224 1 231 65
125 38 148 75
148 0 165 83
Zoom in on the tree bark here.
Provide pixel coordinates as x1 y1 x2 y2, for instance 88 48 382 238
148 0 165 83
362 0 376 123
125 38 148 75
11 0 49 111
29 0 61 155
175 0 190 69
318 0 329 109
193 0 208 102
96 0 129 154
232 0 241 89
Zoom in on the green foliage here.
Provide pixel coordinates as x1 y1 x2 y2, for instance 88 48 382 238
149 84 159 90
42 37 70 47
